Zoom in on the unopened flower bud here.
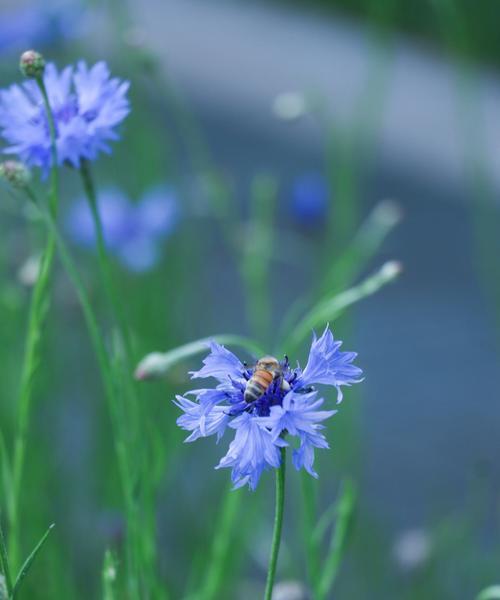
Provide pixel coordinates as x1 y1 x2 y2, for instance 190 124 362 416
134 352 169 380
19 50 45 78
272 581 311 600
0 160 31 189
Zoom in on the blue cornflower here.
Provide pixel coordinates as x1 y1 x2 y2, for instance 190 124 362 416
0 4 83 54
0 60 129 172
66 187 178 272
290 173 329 226
174 326 363 490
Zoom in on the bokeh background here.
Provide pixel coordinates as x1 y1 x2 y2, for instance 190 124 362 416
1 0 500 598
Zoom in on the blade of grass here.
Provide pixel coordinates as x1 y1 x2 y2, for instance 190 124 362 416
102 549 118 600
317 480 356 600
283 261 401 355
0 432 13 524
134 335 266 381
275 200 401 354
241 174 277 346
195 486 243 600
0 515 13 596
12 523 54 597
300 473 321 590
477 587 500 600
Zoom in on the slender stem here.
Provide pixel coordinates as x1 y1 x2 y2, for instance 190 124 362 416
79 159 142 595
23 188 139 597
197 486 242 600
264 447 286 600
9 74 59 569
79 159 132 356
300 473 321 589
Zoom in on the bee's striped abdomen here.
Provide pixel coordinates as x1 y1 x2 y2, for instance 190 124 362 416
244 369 274 403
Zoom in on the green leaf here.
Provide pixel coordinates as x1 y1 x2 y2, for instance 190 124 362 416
134 335 266 381
321 200 402 296
102 549 118 600
12 523 54 597
317 479 357 600
283 261 402 354
0 432 13 524
477 587 500 600
312 500 339 546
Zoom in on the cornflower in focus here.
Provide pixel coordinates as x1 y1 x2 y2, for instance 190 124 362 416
66 187 178 272
0 59 129 172
175 326 362 490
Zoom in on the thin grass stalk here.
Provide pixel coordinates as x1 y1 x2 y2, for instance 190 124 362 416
196 486 243 600
78 160 150 594
300 473 321 591
22 188 140 596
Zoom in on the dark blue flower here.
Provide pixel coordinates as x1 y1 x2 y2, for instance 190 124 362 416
66 187 178 273
0 61 129 172
290 173 329 226
174 326 362 490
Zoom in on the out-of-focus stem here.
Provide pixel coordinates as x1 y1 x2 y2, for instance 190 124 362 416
9 74 59 569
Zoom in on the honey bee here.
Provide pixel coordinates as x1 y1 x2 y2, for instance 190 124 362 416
244 356 290 403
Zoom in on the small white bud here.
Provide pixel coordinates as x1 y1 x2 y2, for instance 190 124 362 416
0 161 31 189
18 254 42 287
272 580 310 600
134 352 168 380
20 50 45 78
380 260 403 280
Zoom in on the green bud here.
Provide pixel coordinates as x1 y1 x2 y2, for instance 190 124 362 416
0 161 31 189
19 50 45 78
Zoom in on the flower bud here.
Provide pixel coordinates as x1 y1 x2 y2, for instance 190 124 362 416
0 160 31 189
272 581 310 600
19 50 45 78
134 352 169 380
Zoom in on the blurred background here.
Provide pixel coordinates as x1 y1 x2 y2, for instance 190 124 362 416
1 0 500 598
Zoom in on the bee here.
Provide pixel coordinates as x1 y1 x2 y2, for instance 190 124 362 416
244 356 290 403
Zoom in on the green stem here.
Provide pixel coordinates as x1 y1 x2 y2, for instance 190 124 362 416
264 447 286 600
197 486 242 600
23 188 139 596
300 473 320 590
79 160 142 595
79 159 132 356
9 74 59 569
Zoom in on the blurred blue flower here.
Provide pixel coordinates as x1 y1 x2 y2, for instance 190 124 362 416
291 173 329 226
0 61 129 172
66 187 178 273
0 3 83 54
175 326 362 490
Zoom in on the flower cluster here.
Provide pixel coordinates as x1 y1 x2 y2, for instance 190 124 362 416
175 326 362 490
0 60 129 172
66 187 178 272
